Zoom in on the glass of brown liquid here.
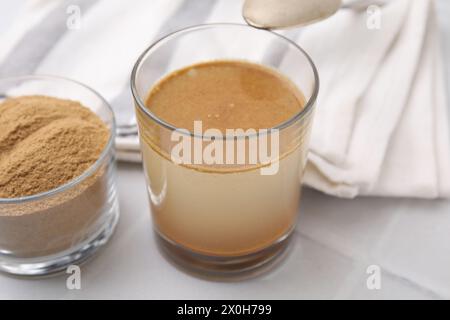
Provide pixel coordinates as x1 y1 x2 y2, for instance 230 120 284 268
131 24 318 279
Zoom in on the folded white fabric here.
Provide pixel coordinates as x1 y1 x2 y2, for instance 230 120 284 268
1 0 448 199
300 0 450 198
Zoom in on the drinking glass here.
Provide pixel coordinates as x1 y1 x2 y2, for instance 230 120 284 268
132 24 318 278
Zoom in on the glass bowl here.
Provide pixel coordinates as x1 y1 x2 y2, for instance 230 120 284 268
0 75 120 276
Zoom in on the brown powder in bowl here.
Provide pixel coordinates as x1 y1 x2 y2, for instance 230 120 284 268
0 95 109 198
0 96 113 258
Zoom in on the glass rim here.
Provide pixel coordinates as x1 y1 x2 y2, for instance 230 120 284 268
130 23 319 139
0 74 116 204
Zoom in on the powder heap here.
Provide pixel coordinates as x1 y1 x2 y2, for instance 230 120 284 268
0 96 110 198
0 95 113 258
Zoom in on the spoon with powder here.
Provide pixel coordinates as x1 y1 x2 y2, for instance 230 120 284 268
243 0 388 29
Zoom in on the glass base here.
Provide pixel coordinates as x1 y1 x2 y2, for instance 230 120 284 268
0 202 119 277
155 229 293 281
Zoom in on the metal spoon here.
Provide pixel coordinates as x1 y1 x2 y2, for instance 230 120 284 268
243 0 387 29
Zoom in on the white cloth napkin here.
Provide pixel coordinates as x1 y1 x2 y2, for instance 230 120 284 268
299 0 450 198
1 0 448 199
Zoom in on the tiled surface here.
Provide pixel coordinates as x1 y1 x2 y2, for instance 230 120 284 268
0 1 449 299
0 162 446 300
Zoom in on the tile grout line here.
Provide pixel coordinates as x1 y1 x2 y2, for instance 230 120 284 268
292 228 446 299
